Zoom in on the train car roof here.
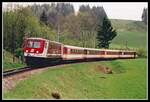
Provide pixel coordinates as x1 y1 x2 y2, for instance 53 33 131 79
49 40 63 44
84 48 121 52
64 45 135 52
64 45 85 49
99 49 135 52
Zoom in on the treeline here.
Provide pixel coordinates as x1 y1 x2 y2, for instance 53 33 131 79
3 3 108 58
30 3 107 47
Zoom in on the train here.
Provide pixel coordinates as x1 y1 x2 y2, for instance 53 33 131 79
23 37 137 67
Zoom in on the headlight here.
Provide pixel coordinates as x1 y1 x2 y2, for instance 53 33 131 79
26 50 28 52
36 51 39 53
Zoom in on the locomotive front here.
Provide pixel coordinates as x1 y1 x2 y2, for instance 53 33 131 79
23 38 48 66
23 38 47 57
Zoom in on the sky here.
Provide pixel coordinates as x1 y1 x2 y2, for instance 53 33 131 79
3 2 148 21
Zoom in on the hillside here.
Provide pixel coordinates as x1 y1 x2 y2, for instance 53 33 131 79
110 19 147 50
3 50 26 71
110 19 147 32
4 58 147 99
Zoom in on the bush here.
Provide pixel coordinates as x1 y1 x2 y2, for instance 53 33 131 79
136 48 147 58
15 48 24 58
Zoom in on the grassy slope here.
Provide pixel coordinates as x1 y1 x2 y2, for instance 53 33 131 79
3 50 26 71
4 58 147 99
110 19 147 32
110 31 147 49
110 19 147 50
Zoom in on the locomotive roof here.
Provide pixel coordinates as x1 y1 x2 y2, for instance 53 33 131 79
26 37 62 44
26 37 47 40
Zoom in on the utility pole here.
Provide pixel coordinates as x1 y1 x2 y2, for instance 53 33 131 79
125 41 128 49
10 3 15 63
57 12 60 42
57 22 60 42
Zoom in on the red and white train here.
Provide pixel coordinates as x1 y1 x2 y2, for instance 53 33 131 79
23 37 137 66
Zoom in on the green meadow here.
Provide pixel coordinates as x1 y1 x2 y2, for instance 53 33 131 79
4 58 147 99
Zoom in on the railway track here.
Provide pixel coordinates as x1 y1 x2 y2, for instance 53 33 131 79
2 60 80 77
3 67 34 77
3 58 118 77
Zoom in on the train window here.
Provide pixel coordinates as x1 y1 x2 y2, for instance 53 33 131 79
71 49 74 54
119 52 122 55
26 40 41 48
100 51 105 55
107 51 118 55
34 41 41 48
27 41 33 48
124 52 133 55
71 49 83 54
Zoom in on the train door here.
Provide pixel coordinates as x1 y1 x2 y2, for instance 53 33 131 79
43 40 49 57
63 47 68 54
83 49 87 59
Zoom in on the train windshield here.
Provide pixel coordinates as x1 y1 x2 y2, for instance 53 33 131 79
26 40 41 48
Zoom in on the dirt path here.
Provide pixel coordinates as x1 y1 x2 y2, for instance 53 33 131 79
3 67 50 92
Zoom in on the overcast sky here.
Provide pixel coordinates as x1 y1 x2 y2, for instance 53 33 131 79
3 2 148 21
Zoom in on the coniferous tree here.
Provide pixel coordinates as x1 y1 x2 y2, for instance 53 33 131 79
142 8 147 24
40 10 48 25
96 17 117 48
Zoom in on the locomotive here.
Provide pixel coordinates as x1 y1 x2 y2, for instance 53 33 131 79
23 37 137 67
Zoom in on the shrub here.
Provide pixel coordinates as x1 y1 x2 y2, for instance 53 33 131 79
15 48 24 58
136 48 147 58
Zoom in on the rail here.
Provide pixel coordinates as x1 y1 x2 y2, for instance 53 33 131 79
3 67 32 77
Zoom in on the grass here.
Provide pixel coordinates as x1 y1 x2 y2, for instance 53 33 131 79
110 31 147 50
3 50 26 71
110 19 147 32
110 19 147 52
3 58 147 99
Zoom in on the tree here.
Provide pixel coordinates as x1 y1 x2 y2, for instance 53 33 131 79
96 17 117 48
3 6 57 59
142 8 147 24
40 10 48 25
79 5 90 13
91 6 107 27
